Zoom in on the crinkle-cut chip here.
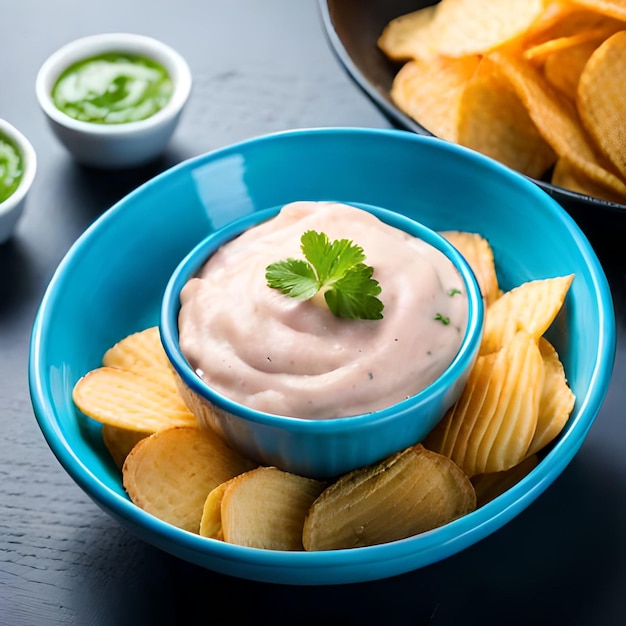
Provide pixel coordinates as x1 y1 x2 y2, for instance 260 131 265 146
456 57 556 179
73 366 198 432
552 158 626 204
302 444 475 551
122 426 255 533
440 230 501 305
487 50 626 197
428 0 547 58
102 424 150 469
103 326 180 395
426 331 544 477
471 454 539 507
209 467 325 551
544 38 604 102
480 275 574 355
377 6 438 62
390 55 481 142
526 337 576 457
577 31 626 180
571 0 626 21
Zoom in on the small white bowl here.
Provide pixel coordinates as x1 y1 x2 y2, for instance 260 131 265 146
0 120 36 243
35 33 192 169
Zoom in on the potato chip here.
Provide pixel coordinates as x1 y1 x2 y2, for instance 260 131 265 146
524 27 617 61
577 31 626 180
426 331 544 477
199 479 233 540
377 6 438 62
440 230 501 305
544 38 603 102
303 444 475 550
73 366 198 432
428 0 547 58
123 426 255 533
572 0 626 21
102 326 181 395
480 275 574 355
471 454 539 507
101 424 150 469
456 57 556 179
208 467 325 550
552 157 626 204
526 337 576 456
487 50 626 197
390 55 481 142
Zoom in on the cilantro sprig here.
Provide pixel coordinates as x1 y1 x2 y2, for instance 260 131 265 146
265 230 384 320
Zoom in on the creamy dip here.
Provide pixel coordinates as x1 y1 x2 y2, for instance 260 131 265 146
178 201 468 419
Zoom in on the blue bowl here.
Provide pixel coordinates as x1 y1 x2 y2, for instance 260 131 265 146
28 128 615 585
160 203 485 479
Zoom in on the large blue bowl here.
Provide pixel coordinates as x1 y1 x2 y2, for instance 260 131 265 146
29 128 615 585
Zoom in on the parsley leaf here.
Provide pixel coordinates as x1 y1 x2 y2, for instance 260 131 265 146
265 230 384 320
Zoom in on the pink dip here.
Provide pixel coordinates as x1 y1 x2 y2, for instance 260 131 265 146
178 201 468 418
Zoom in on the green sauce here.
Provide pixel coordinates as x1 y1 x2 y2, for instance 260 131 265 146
0 134 23 204
52 52 174 124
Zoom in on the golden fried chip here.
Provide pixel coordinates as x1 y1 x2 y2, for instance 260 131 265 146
552 158 626 204
377 6 438 62
122 426 255 533
101 424 150 469
102 326 180 395
487 50 626 197
524 27 617 61
456 58 556 179
426 331 544 477
302 444 475 551
577 31 626 180
429 0 547 58
471 454 539 507
480 275 574 355
73 366 198 432
526 337 576 456
199 479 233 540
209 467 325 551
440 230 501 305
390 55 481 142
543 38 603 102
571 0 626 21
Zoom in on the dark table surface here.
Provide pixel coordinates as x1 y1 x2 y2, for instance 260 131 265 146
2 1 626 625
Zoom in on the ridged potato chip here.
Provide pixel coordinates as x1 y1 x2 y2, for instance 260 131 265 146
480 275 574 355
527 337 576 456
551 157 626 203
577 31 626 180
302 444 476 551
390 55 481 142
426 331 544 477
73 366 198 432
440 230 501 305
456 57 556 178
572 0 626 21
203 467 325 550
123 426 255 533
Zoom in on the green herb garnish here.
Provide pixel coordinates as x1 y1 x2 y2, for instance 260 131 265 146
265 230 384 320
434 313 450 325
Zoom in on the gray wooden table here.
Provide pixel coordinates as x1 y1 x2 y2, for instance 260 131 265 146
2 1 626 624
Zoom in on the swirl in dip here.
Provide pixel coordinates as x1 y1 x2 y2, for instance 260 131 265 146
178 201 468 419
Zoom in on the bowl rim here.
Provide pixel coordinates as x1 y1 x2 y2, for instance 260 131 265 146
0 119 37 214
27 127 616 584
160 202 485 430
317 0 626 214
34 32 192 135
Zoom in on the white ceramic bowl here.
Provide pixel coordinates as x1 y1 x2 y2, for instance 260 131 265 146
35 33 192 169
0 119 37 243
